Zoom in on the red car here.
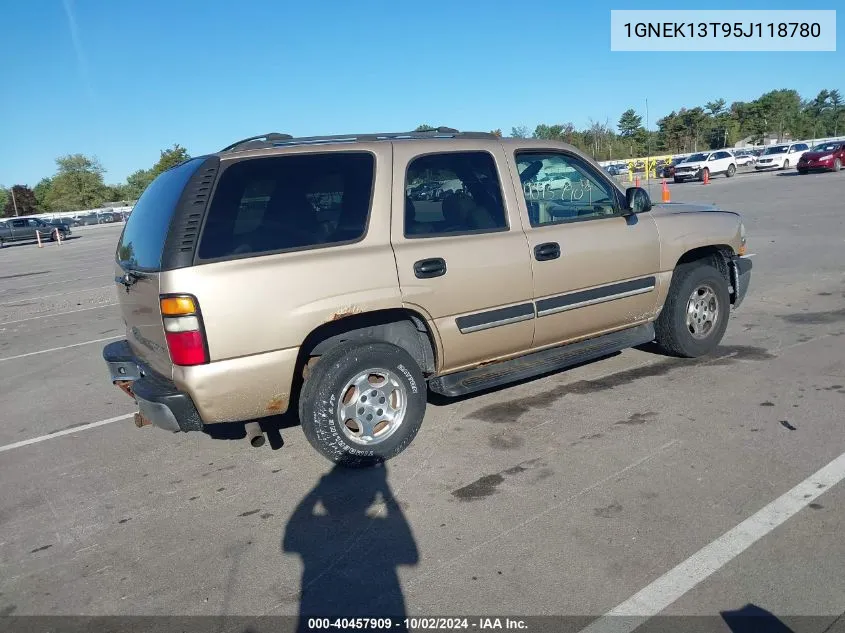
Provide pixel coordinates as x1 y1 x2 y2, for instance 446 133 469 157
797 142 845 173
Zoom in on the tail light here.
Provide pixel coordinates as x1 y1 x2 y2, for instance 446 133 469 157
160 294 208 366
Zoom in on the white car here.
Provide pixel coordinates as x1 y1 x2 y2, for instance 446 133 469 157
754 142 810 170
732 151 756 167
672 150 737 182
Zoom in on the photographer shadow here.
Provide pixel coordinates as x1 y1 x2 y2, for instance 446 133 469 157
282 463 418 631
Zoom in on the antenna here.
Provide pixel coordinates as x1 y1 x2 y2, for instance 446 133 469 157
645 97 652 195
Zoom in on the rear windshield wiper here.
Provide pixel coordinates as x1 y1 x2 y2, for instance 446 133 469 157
115 269 148 291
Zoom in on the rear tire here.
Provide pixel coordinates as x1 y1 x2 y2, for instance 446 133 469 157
654 261 730 358
298 341 426 468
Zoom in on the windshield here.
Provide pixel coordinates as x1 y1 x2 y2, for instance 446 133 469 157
811 143 840 152
685 153 708 162
764 146 788 155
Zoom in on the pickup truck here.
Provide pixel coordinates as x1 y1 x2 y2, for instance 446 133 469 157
0 217 71 247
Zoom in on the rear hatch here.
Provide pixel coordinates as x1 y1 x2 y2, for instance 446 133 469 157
114 156 218 378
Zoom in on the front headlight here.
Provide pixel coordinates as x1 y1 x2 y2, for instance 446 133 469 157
819 154 833 161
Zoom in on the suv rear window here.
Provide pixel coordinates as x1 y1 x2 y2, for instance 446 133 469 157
197 152 374 260
116 157 206 271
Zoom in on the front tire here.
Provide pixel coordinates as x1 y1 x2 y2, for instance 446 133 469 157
673 177 682 184
726 164 736 178
298 341 426 468
834 158 842 172
699 168 709 182
782 160 789 170
654 261 731 358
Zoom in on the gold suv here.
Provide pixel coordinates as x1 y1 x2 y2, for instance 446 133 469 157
103 127 752 467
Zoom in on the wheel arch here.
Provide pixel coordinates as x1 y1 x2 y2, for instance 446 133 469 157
298 308 438 378
674 244 739 304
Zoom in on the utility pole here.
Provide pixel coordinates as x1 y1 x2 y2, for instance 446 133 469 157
11 187 19 217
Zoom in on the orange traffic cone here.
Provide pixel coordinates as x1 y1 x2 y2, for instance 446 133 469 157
702 169 710 185
661 179 671 203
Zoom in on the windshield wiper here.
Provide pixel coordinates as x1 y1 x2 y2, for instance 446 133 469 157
114 269 147 291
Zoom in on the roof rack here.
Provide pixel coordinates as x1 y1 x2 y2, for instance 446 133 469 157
219 127 499 152
220 132 294 152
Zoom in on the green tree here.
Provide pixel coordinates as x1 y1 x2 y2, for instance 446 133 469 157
617 109 643 137
489 129 502 138
105 183 130 203
757 89 803 141
681 107 707 151
124 168 154 200
2 185 39 217
510 125 530 138
829 89 842 135
33 177 53 212
705 99 726 116
0 187 8 215
151 144 190 176
414 124 437 132
45 154 108 212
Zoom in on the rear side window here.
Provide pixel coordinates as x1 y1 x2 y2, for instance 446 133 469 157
117 157 206 271
197 152 374 260
404 151 507 238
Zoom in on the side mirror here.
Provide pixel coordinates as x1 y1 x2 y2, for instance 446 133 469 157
625 187 652 214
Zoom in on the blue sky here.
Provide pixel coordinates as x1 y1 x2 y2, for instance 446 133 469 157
0 0 842 186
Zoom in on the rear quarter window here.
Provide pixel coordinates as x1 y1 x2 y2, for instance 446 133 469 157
197 152 374 260
116 158 207 271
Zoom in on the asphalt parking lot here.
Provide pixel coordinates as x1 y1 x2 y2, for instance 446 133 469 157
1 168 844 632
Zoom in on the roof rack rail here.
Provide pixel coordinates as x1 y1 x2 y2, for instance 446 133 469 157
220 132 294 152
220 127 499 152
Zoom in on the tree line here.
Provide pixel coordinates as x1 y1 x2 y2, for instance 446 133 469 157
504 88 842 162
3 87 842 217
1 145 189 217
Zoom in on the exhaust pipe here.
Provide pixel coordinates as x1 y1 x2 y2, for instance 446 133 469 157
244 422 265 448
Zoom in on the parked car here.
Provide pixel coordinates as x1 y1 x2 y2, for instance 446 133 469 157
796 142 845 174
732 150 756 167
673 150 737 182
47 218 74 231
656 157 685 179
0 217 70 247
604 163 627 176
102 127 752 467
754 142 810 170
78 213 101 226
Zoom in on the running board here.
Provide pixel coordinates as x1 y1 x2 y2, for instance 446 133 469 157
428 323 655 398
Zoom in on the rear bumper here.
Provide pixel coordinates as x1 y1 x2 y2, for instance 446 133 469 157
731 255 753 309
103 340 203 433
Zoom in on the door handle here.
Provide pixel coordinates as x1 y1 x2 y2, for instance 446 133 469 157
534 242 560 261
413 258 447 279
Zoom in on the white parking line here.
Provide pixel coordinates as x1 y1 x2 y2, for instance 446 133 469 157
578 449 845 633
0 413 133 454
0 285 113 306
0 335 122 363
0 303 117 326
0 273 113 293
